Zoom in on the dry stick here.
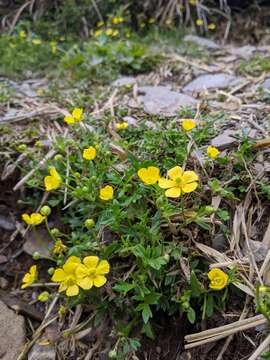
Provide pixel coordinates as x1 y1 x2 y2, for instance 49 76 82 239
0 108 59 124
248 333 270 360
8 1 31 33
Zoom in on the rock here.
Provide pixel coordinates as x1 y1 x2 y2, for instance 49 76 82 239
0 255 8 265
112 76 136 87
212 233 227 251
123 116 138 126
145 120 157 130
137 86 197 116
183 35 220 49
29 343 56 360
183 73 243 93
0 215 15 231
23 228 54 257
0 299 25 360
211 130 238 149
261 78 270 90
229 45 257 59
243 240 269 263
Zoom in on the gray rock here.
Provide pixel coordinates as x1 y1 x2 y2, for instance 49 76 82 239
229 45 257 59
138 86 197 116
0 300 25 360
243 240 269 263
211 130 238 149
29 343 56 360
23 228 54 257
112 76 136 87
261 78 270 90
0 215 16 231
123 116 138 126
145 120 157 130
183 73 243 93
183 35 220 49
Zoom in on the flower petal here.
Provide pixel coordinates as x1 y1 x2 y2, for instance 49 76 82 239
59 282 68 292
158 178 175 189
181 171 199 184
77 277 93 290
52 269 66 282
63 262 79 274
165 187 181 198
181 182 198 193
93 275 107 287
66 256 81 264
66 284 79 297
83 256 99 269
22 273 31 283
96 260 110 275
76 264 89 278
168 166 183 180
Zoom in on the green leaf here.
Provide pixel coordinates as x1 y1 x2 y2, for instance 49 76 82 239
187 307 196 324
190 271 203 297
142 322 155 340
142 304 152 323
206 294 214 318
113 281 135 295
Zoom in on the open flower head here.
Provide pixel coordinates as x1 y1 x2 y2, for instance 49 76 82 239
182 119 196 131
158 166 198 198
137 166 160 185
21 265 38 289
99 185 114 201
64 108 83 124
19 30 27 39
76 256 110 289
83 146 96 160
44 167 62 191
53 240 67 256
32 39 42 45
208 268 228 290
196 19 204 26
115 122 128 130
22 213 45 226
52 256 81 296
207 146 220 159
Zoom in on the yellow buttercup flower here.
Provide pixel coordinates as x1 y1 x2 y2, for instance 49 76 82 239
94 29 103 37
189 0 197 5
32 39 42 45
22 213 45 226
112 30 119 37
196 19 204 26
76 256 110 290
115 122 128 130
44 167 62 192
97 21 104 27
53 240 67 256
83 146 97 160
208 268 228 290
158 166 199 198
21 265 38 289
19 30 27 39
51 256 81 296
64 108 83 124
106 28 113 36
99 185 114 201
207 146 220 159
137 166 160 185
182 119 196 131
208 23 216 30
50 41 57 54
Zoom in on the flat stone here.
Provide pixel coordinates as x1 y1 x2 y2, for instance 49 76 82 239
112 76 136 87
261 78 270 90
123 116 138 126
29 343 56 360
229 45 257 59
243 240 269 263
183 73 243 93
23 228 54 257
211 130 238 149
0 300 25 360
0 215 16 231
183 35 220 49
138 86 197 116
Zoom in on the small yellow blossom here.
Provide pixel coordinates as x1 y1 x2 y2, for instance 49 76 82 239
208 268 228 290
53 240 67 256
158 166 199 198
76 256 110 289
64 108 83 124
83 146 97 160
59 36 65 41
52 256 81 296
94 29 103 37
196 19 204 26
207 146 220 159
125 32 131 38
189 0 197 5
208 23 216 30
38 291 50 302
32 39 42 45
182 119 196 131
21 265 38 289
148 18 155 24
97 21 104 27
44 167 62 192
106 28 113 36
137 166 160 185
115 122 128 130
9 43 17 48
35 140 42 147
112 17 124 24
112 30 119 37
19 30 27 39
99 185 114 201
22 213 45 226
50 41 57 54
36 88 44 96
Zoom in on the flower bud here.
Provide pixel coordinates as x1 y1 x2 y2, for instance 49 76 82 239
85 219 95 229
163 254 170 262
38 291 50 302
32 251 41 260
204 206 215 215
108 350 117 358
51 228 60 236
74 172 81 178
17 144 27 152
54 154 63 161
40 205 51 216
48 267 55 275
57 259 64 267
82 186 88 193
259 285 269 293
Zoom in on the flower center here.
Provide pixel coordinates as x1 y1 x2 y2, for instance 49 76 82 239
175 177 182 185
66 276 76 286
87 269 97 277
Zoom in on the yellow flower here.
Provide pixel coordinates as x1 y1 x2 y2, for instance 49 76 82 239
36 88 44 96
148 18 155 24
22 213 45 226
189 0 197 5
19 30 27 39
64 108 83 124
44 167 62 192
21 265 38 289
207 146 220 159
106 28 113 36
208 23 216 30
9 43 17 48
158 166 199 198
94 29 103 37
208 268 228 290
137 166 160 185
97 21 104 27
196 19 204 26
32 39 42 45
59 35 65 41
83 146 97 160
112 30 119 37
51 256 81 296
99 185 114 201
76 256 110 289
50 41 57 54
115 122 128 130
53 240 67 256
182 119 196 131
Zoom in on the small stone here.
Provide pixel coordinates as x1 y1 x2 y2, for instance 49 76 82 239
0 277 8 289
137 86 197 116
183 74 243 94
0 255 8 264
211 130 238 149
183 35 220 49
261 78 270 90
243 240 269 263
0 300 25 360
112 76 136 87
123 116 138 126
28 343 56 360
212 233 227 251
229 45 257 59
145 120 157 130
0 215 16 231
23 228 54 257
